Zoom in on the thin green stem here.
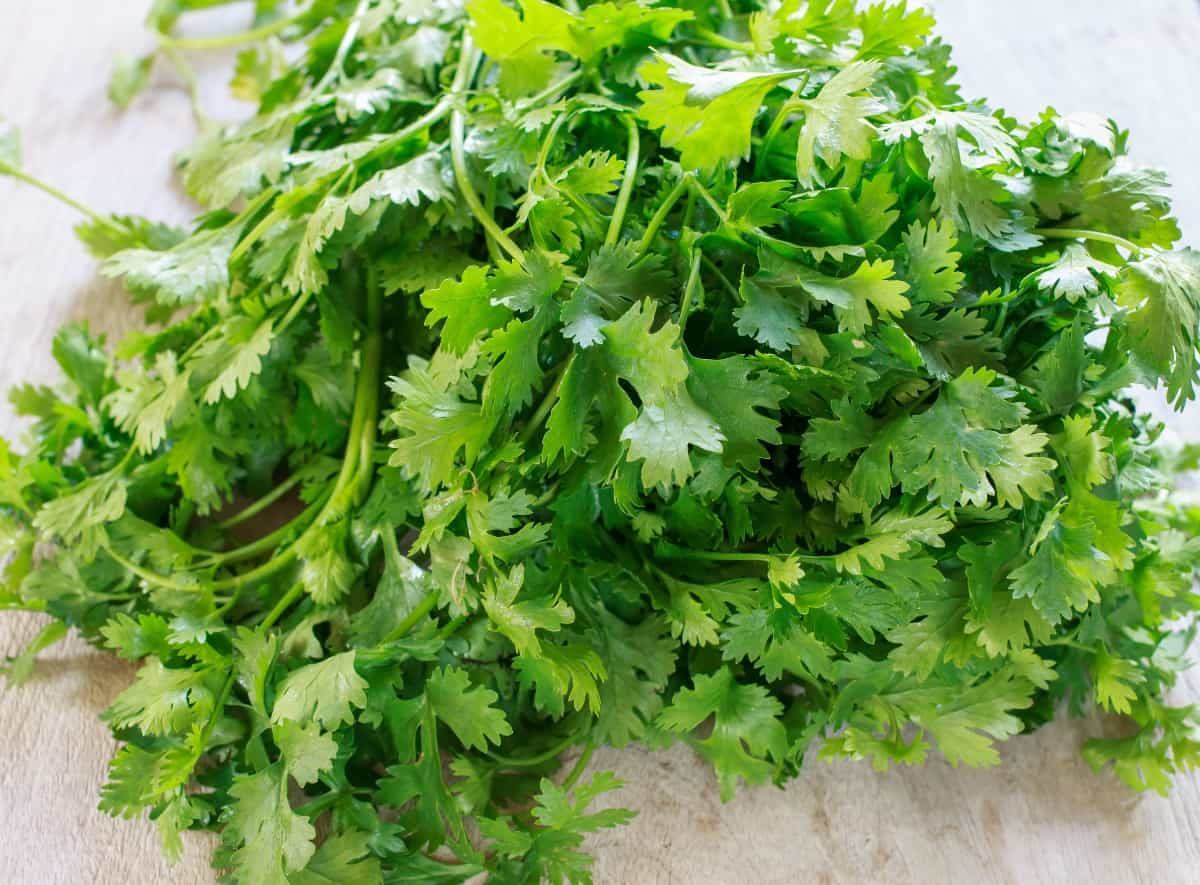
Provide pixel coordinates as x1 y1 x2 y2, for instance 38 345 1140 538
355 267 384 505
451 40 524 262
436 614 467 640
702 255 740 300
295 789 345 818
314 0 370 92
561 743 595 791
692 27 754 54
678 249 702 330
637 173 693 255
525 68 584 107
482 177 503 264
259 581 306 631
755 79 809 178
157 9 309 52
488 731 581 768
605 116 640 248
216 471 308 531
0 165 118 231
381 590 440 644
103 546 199 590
229 200 285 266
689 177 731 224
656 542 829 564
518 359 570 448
535 111 571 188
1034 227 1141 255
1043 638 1094 653
206 489 329 566
276 289 316 336
161 45 212 129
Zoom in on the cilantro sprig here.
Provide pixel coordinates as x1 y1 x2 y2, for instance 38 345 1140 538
4 1 1200 881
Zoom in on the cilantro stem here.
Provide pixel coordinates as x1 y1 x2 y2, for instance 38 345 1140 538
691 27 755 54
295 789 345 818
678 249 702 330
199 671 237 744
216 472 308 531
0 165 120 233
560 742 595 791
102 545 199 590
314 0 370 93
526 68 585 107
535 112 570 187
755 80 810 178
488 729 581 768
518 359 570 448
275 288 315 335
702 255 740 301
259 581 305 631
355 266 384 505
605 116 640 248
451 38 524 262
161 45 212 129
688 177 731 225
156 9 309 52
205 489 329 566
436 615 467 640
656 542 829 565
637 173 693 255
1034 227 1142 255
1043 637 1094 653
381 589 440 644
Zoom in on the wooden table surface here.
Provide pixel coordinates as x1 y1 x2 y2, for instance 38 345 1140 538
2 2 1199 883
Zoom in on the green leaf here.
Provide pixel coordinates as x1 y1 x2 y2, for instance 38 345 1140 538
900 219 963 304
226 767 317 885
602 301 723 488
1009 495 1132 624
291 830 383 885
659 667 786 800
34 468 127 544
108 53 155 108
274 720 338 787
1116 249 1200 406
638 54 798 171
759 253 911 334
426 666 513 750
103 660 212 736
422 265 510 356
271 652 369 731
1038 242 1116 302
685 355 784 470
104 226 238 307
795 61 884 185
1091 652 1144 716
388 353 497 494
482 565 574 657
199 316 274 405
467 0 578 97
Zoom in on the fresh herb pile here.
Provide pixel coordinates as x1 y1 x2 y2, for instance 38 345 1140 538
3 0 1200 881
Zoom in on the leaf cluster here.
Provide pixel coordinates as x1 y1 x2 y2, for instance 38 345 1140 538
4 0 1200 881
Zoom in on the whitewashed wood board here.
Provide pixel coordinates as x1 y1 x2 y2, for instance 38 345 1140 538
1 1 1198 882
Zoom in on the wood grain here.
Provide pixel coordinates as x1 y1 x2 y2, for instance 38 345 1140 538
1 2 1198 883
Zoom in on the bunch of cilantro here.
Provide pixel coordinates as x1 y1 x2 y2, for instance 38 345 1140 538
3 0 1200 881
